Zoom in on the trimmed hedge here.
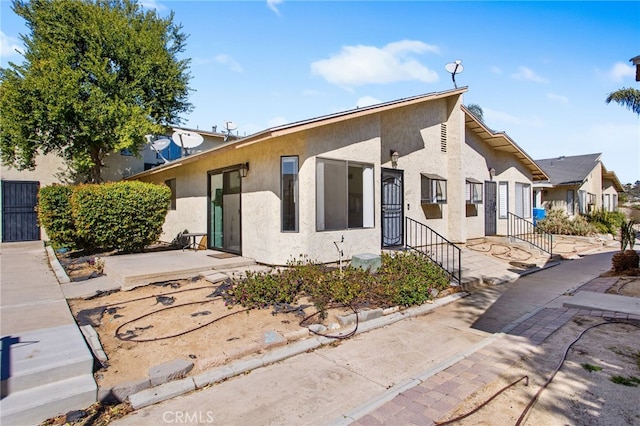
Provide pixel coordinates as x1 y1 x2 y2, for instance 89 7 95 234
38 181 170 252
37 184 78 249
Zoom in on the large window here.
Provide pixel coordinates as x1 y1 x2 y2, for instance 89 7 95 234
281 156 299 232
165 178 176 210
498 182 508 219
316 158 374 231
421 174 447 204
515 182 531 218
465 179 483 204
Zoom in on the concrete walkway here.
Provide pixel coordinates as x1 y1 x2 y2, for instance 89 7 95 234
0 242 96 426
111 245 639 426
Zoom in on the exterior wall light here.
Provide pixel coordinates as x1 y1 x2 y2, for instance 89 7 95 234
390 150 399 168
488 167 496 180
240 162 249 178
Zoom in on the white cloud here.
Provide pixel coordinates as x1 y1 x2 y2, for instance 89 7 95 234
546 93 569 106
311 40 440 87
356 96 382 108
490 66 502 75
268 116 288 127
484 108 545 127
214 54 243 73
0 31 22 58
511 66 547 83
607 62 634 83
267 0 283 16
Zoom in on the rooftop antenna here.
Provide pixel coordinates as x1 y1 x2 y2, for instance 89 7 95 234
445 60 464 89
171 129 204 157
223 121 238 142
145 134 171 164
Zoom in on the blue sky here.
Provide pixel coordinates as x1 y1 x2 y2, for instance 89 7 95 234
1 1 639 184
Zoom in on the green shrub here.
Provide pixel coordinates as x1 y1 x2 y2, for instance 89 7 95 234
37 184 78 249
588 209 626 235
536 209 596 236
226 251 451 316
71 181 170 252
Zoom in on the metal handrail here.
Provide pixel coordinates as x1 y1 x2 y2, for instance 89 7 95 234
507 212 553 255
405 217 462 284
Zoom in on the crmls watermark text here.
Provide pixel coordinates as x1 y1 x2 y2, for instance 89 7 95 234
162 411 215 423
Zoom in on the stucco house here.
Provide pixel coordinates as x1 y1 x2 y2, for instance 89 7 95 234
533 153 624 216
0 127 228 242
129 88 548 269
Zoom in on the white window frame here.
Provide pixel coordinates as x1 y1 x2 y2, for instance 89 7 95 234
515 182 531 219
498 182 508 219
316 158 374 231
465 179 483 204
421 174 447 204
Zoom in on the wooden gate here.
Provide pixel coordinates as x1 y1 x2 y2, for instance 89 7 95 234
2 180 40 242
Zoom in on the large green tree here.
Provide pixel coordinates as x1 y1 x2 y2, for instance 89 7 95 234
0 0 192 182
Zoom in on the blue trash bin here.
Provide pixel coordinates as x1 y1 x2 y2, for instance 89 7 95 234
533 208 546 225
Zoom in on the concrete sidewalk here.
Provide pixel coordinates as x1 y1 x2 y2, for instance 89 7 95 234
111 245 638 426
0 242 97 426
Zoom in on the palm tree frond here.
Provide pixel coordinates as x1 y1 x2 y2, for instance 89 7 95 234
605 87 640 115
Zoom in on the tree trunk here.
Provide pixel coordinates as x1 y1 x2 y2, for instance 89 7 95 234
89 146 103 183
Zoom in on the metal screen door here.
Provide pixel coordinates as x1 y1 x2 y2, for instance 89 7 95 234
381 169 403 247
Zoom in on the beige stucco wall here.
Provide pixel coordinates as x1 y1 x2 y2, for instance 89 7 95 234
602 178 619 211
462 129 535 238
134 94 536 265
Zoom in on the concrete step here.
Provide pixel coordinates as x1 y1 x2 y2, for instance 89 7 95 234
1 324 95 394
0 374 97 426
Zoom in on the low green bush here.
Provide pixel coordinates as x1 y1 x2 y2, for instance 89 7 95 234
226 251 451 317
536 209 596 236
587 209 626 235
38 184 77 249
70 181 170 252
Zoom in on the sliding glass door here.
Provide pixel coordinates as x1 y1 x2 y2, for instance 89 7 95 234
209 169 242 254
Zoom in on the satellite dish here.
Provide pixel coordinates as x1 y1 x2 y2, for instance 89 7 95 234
145 135 171 164
152 138 171 151
172 130 204 149
223 121 238 141
445 60 464 89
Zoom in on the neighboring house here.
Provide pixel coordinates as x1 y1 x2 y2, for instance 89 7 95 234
534 153 624 216
129 88 548 266
0 127 228 242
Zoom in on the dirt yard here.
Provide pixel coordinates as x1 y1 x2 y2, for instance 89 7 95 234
67 276 360 390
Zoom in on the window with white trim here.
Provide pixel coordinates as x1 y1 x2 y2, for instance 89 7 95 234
515 182 531 218
465 179 483 204
421 174 447 204
316 158 374 231
498 182 508 219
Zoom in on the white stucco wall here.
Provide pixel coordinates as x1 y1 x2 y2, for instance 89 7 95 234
462 128 535 238
135 93 545 265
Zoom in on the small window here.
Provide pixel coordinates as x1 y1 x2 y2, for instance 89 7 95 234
421 173 447 204
515 182 531 218
165 178 176 210
281 156 299 232
498 182 508 219
120 148 133 156
465 179 483 204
